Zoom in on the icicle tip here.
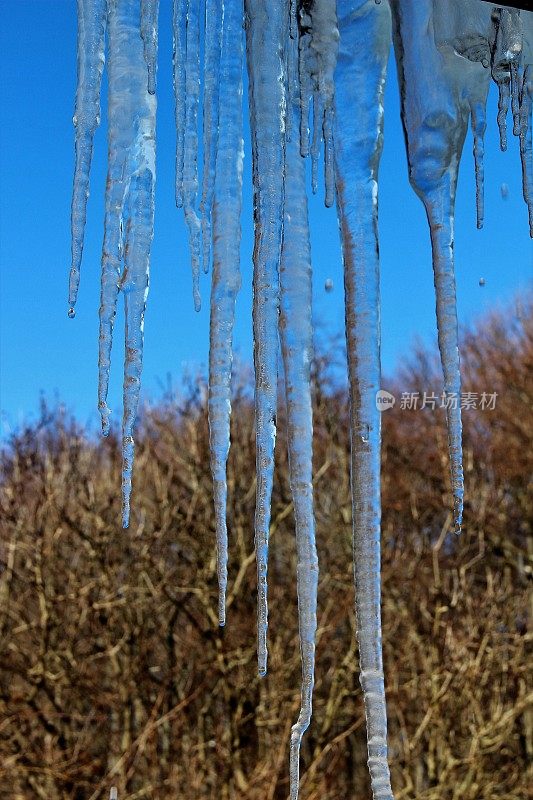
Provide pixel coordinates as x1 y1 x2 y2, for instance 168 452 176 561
453 496 463 535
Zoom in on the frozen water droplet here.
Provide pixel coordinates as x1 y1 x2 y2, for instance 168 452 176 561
68 307 76 319
500 182 509 199
324 278 333 292
479 277 485 286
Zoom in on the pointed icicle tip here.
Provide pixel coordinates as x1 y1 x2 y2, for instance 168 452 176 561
453 497 463 535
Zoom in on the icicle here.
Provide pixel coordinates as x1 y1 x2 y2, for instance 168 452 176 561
470 101 486 229
496 78 510 151
511 61 521 137
173 0 186 208
109 789 118 800
298 31 312 158
310 91 323 194
334 2 393 798
244 0 288 677
208 0 244 627
427 187 464 533
69 0 107 316
393 0 493 534
492 7 522 149
297 0 339 200
282 35 317 800
199 0 223 274
323 106 335 208
98 0 156 528
184 0 202 310
519 65 532 236
140 0 159 94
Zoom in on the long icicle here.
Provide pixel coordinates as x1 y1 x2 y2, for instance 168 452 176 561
282 36 318 800
69 0 107 316
244 0 288 678
172 0 187 208
334 1 393 798
208 0 244 627
184 0 202 310
392 0 492 534
98 0 156 528
199 0 223 273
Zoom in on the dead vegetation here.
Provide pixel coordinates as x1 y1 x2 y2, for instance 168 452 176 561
0 300 531 799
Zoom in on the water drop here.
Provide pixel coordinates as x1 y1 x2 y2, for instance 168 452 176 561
68 307 76 319
324 278 334 292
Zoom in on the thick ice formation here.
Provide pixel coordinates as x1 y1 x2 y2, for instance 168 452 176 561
69 1 532 797
334 2 393 796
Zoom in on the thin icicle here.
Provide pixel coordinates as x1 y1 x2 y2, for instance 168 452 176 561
310 91 323 194
98 0 156 528
282 40 318 800
298 27 312 158
184 0 202 310
334 2 393 798
323 106 335 208
427 186 464 533
496 78 510 151
199 0 223 274
297 0 339 201
140 0 159 94
173 0 186 208
245 0 288 678
511 62 521 137
69 0 107 316
519 65 533 236
470 101 486 229
208 0 244 627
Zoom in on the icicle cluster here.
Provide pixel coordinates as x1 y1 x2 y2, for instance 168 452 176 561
297 0 339 204
69 1 532 798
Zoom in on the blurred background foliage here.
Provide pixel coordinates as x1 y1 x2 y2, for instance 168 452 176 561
0 298 531 799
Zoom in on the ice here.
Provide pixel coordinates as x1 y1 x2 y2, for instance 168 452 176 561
69 0 107 315
282 34 317 800
183 0 202 310
199 0 223 273
244 0 288 678
208 0 244 626
97 0 156 528
172 0 186 207
69 1 532 796
334 2 393 797
140 0 159 93
297 0 339 201
392 0 494 533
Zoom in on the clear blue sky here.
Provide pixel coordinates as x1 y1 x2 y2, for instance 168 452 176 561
0 0 531 436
